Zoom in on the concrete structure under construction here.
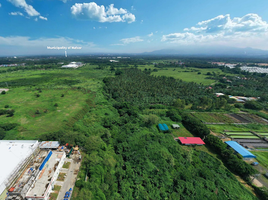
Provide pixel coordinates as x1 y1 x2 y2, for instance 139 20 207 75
25 151 66 200
5 149 65 200
0 140 39 200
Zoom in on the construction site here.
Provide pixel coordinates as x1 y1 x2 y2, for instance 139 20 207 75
0 141 81 200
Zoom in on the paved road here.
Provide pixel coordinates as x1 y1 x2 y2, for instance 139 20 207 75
57 156 81 200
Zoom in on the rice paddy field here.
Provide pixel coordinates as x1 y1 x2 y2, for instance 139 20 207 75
256 133 268 136
225 132 253 135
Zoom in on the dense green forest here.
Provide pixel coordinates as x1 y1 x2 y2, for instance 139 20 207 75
103 68 213 106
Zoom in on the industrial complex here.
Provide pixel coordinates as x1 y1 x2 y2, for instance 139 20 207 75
0 140 80 200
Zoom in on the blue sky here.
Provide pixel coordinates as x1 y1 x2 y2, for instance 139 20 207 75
1 0 268 56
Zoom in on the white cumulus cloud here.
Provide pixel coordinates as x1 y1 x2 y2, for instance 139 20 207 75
162 13 268 49
0 3 2 7
71 2 135 23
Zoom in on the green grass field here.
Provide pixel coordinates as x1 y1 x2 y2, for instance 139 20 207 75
137 65 232 85
151 68 219 85
250 151 268 168
0 64 112 139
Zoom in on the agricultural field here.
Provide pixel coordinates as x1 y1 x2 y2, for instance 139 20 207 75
228 113 268 125
207 124 268 134
225 132 253 135
256 133 268 136
192 112 237 123
230 136 260 139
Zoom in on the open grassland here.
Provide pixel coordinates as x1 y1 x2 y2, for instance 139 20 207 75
137 65 230 85
0 64 112 139
250 151 268 168
0 88 88 138
152 68 218 85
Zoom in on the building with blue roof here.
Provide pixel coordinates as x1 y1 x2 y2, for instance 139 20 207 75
225 141 256 159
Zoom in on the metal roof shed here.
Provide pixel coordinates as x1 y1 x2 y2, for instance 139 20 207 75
158 124 165 132
172 124 180 129
225 141 256 159
178 137 205 145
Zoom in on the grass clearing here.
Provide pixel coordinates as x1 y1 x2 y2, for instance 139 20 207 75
49 192 58 200
62 162 71 169
57 172 66 181
137 65 231 85
53 185 61 192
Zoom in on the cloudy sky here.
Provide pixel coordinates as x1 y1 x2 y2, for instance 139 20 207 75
1 0 268 56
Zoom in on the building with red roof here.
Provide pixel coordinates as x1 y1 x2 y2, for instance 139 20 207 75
178 137 205 145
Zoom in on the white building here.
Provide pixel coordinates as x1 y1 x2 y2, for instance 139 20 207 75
62 62 83 68
0 140 39 199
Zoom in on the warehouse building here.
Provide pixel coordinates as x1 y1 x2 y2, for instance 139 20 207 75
0 140 39 200
225 141 256 159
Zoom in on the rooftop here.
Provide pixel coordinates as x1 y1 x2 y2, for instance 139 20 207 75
225 141 256 158
178 137 205 145
0 140 39 195
39 141 60 149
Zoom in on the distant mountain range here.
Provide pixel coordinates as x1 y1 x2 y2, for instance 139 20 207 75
142 46 268 57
